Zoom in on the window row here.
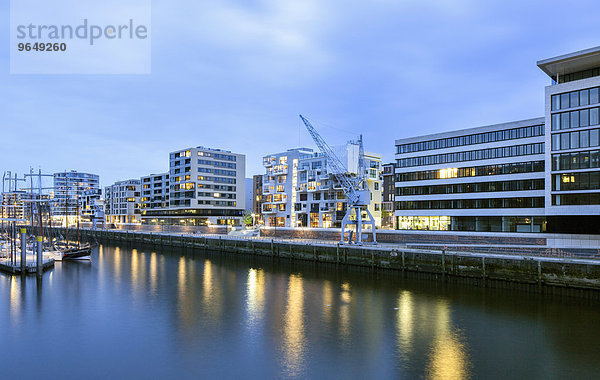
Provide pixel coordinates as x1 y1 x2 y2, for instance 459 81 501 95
552 172 600 191
396 125 544 154
198 167 236 176
551 129 600 151
396 161 544 182
397 216 545 233
396 197 544 210
555 68 600 85
396 143 544 168
551 107 600 130
551 86 600 110
171 151 237 161
197 192 236 199
198 159 236 168
552 150 600 171
397 179 544 196
197 176 236 184
552 193 600 206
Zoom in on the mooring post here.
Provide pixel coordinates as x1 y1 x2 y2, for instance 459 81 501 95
36 236 43 275
336 243 340 263
21 228 27 273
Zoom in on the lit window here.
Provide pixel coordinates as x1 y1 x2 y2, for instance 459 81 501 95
439 168 458 179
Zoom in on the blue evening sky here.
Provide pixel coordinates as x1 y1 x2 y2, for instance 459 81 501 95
2 0 599 187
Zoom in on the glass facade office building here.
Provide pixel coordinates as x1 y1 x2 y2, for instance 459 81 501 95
395 119 547 233
395 46 600 234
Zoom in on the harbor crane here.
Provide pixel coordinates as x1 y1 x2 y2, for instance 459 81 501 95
299 115 377 244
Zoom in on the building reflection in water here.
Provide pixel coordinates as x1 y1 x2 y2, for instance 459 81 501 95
396 290 414 358
177 256 193 329
282 274 305 377
149 252 157 294
338 282 351 342
9 276 21 326
425 300 471 379
321 280 333 324
131 249 139 293
202 259 221 321
114 246 122 283
246 268 265 328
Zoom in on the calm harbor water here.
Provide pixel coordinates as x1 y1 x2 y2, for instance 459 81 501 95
1 244 599 379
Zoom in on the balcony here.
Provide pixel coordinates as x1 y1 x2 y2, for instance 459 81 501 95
263 157 275 167
271 167 288 175
262 205 276 214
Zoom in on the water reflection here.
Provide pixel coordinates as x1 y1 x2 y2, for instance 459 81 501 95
282 274 305 376
177 256 193 329
114 246 122 283
425 300 471 379
202 259 221 320
396 290 414 358
10 276 20 326
131 249 139 292
149 252 157 294
321 280 333 323
246 268 265 327
339 282 352 342
0 245 598 379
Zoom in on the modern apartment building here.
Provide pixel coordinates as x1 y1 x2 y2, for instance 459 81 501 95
1 191 26 221
394 46 600 234
52 171 100 224
80 188 104 222
140 146 246 226
382 163 396 229
261 144 382 228
140 173 170 213
104 179 141 224
252 174 264 224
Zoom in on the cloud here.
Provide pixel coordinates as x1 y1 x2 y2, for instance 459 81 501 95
2 0 600 185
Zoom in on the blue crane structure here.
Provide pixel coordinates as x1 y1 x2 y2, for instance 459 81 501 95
299 115 377 244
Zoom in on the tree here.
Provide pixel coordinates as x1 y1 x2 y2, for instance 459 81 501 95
242 212 253 226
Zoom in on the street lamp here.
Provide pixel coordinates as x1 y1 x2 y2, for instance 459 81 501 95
251 213 256 226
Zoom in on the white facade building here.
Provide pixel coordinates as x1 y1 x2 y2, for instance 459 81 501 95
394 46 600 234
138 146 246 226
539 47 600 233
262 143 382 228
104 179 141 224
395 120 546 232
80 188 104 222
52 170 100 224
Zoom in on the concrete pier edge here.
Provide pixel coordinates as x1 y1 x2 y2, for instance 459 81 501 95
39 227 600 300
